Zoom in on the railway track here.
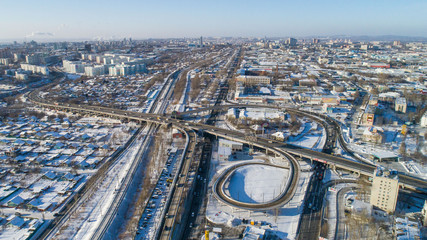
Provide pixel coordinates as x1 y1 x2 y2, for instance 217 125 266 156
91 70 182 239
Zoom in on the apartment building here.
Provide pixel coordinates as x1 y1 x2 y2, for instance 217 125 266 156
370 169 399 214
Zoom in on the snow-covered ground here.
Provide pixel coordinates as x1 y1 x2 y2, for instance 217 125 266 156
53 127 149 240
347 141 427 178
0 84 20 91
346 122 427 178
206 139 311 239
288 122 326 151
225 165 289 204
324 183 357 240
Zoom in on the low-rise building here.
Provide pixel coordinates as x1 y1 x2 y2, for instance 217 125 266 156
394 217 420 240
236 75 271 86
218 139 243 161
272 132 287 141
242 226 265 240
395 97 407 113
299 79 317 87
361 104 377 126
362 126 383 144
371 150 399 162
369 96 379 106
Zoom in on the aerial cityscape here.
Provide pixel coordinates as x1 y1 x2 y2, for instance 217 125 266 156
0 1 427 240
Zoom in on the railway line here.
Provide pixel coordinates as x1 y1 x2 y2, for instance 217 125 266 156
90 70 181 240
40 126 144 240
27 66 427 240
28 93 427 193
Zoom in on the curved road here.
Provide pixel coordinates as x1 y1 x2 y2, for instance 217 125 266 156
178 103 427 192
213 159 296 210
28 92 427 193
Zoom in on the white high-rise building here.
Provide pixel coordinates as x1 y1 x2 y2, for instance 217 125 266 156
20 63 49 75
0 58 11 65
370 169 399 214
63 60 85 74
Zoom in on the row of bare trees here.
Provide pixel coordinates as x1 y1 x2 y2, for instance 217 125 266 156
144 72 169 92
119 127 172 238
172 70 189 103
189 74 201 101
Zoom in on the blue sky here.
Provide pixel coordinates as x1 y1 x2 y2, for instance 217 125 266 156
1 0 426 40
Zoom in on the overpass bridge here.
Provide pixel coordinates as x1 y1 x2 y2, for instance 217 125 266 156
177 103 427 192
28 91 427 194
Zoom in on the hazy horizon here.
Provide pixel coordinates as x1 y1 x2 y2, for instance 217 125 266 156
1 0 426 42
2 35 427 44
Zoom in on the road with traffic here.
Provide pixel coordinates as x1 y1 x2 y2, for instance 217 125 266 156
27 69 427 240
28 94 427 193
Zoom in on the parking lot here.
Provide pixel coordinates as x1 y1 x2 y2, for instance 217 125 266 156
135 148 183 239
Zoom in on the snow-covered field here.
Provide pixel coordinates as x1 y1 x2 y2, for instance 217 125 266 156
206 139 311 239
288 122 326 151
225 165 289 203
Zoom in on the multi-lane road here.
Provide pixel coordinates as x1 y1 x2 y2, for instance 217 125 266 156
91 69 182 240
212 160 296 210
178 103 427 192
28 93 427 192
27 71 427 240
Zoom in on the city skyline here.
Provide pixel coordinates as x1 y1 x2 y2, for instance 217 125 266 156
1 0 427 41
1 2 427 238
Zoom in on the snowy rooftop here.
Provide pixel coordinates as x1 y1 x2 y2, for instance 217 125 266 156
379 92 400 98
372 150 398 159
